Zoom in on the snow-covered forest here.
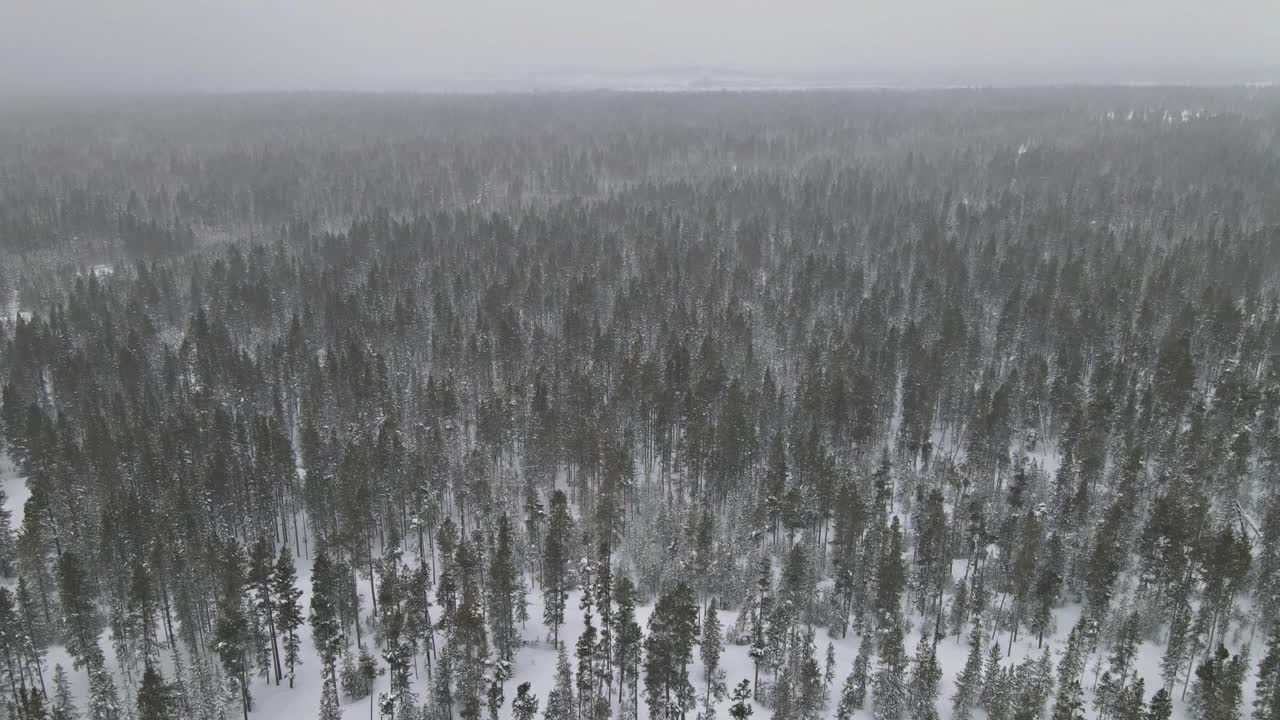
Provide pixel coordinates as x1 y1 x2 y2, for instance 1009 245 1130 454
0 90 1279 720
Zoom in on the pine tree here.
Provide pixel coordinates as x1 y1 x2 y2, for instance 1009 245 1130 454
750 553 770 674
612 575 642 714
359 646 381 714
86 662 122 720
125 561 159 671
644 582 700 720
1190 643 1249 720
847 635 871 711
487 679 504 720
273 544 305 688
836 663 864 720
700 599 726 714
874 519 907 637
871 624 908 720
1112 677 1146 720
728 680 753 720
823 642 836 700
50 664 78 720
797 640 825 720
1050 678 1086 720
434 652 454 720
378 540 415 718
543 491 573 646
137 665 176 720
512 682 540 720
591 541 612 707
576 587 598 720
980 642 1003 711
318 675 341 720
57 552 101 671
310 547 344 682
488 514 519 662
214 538 254 719
0 486 15 578
545 643 574 720
0 586 27 711
907 632 941 720
249 536 283 685
953 621 985 720
747 599 767 702
22 688 48 720
1108 612 1142 682
1012 648 1054 720
451 540 489 720
340 648 368 700
1255 624 1280 720
15 574 50 658
1161 607 1192 691
1146 687 1172 720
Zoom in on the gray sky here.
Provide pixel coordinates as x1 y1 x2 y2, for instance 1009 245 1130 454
2 0 1278 92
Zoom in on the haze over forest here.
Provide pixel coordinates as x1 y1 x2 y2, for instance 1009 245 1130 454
2 0 1279 93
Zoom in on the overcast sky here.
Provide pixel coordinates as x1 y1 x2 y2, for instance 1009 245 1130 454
2 0 1278 92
